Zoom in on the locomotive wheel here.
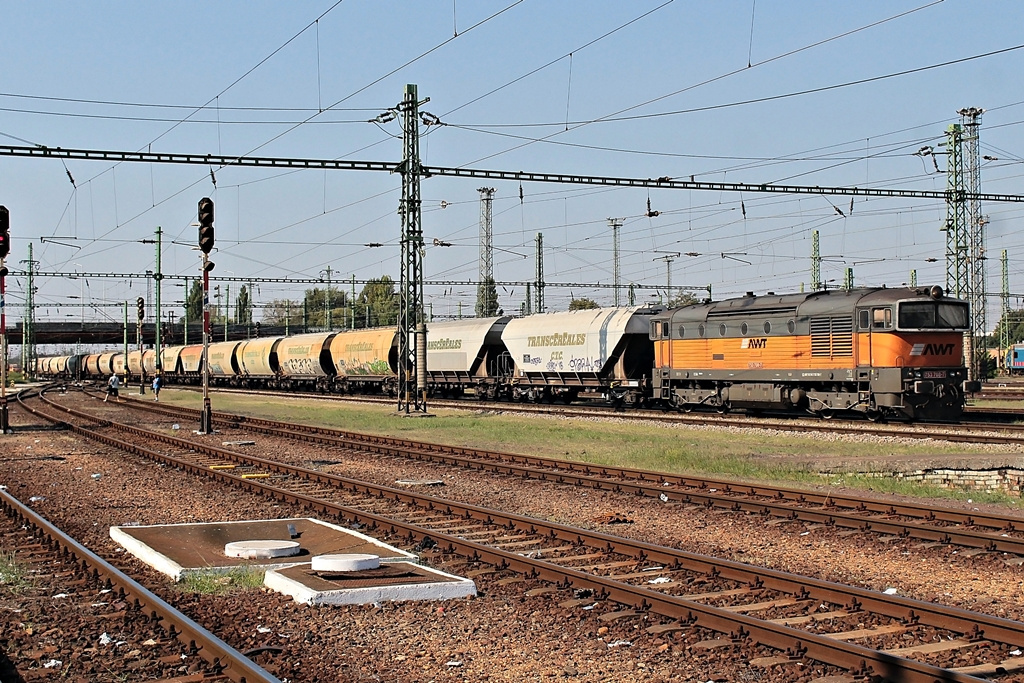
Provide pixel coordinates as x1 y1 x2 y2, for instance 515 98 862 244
866 409 885 423
819 408 834 420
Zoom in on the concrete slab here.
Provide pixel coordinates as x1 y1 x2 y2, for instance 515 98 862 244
265 561 477 605
110 517 416 581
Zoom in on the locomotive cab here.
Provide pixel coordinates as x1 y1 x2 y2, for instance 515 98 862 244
857 289 971 420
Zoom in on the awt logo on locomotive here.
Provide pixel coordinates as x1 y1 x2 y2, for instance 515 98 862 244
740 338 768 349
909 342 956 356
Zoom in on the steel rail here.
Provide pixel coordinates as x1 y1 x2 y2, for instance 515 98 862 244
217 413 1024 554
23 390 1024 682
110 392 1024 552
0 487 282 683
173 384 1024 445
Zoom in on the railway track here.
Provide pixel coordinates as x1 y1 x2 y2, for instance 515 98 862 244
164 383 1024 444
0 469 281 683
18 386 1024 682
89 386 1024 556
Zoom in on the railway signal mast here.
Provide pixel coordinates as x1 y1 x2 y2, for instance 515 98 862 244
0 205 10 434
198 197 215 434
136 296 146 394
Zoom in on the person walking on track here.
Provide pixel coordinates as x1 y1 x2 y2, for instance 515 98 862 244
104 373 121 402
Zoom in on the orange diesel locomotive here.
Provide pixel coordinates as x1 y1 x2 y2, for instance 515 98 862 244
649 285 972 421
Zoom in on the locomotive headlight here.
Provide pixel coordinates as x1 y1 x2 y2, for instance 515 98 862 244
929 285 943 299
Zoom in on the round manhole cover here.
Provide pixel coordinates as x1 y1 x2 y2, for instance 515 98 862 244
224 540 301 559
311 553 381 572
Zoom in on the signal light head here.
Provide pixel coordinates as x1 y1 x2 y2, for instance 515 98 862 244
137 296 145 319
198 197 215 254
198 197 214 226
0 205 9 259
0 264 7 278
203 260 215 272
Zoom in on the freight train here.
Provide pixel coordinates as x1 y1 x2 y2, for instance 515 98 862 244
34 285 975 421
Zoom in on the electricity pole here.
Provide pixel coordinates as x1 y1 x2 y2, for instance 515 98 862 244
21 243 35 378
943 123 972 380
0 206 10 434
961 107 987 381
608 218 622 306
653 252 680 304
396 84 428 414
535 232 545 314
154 226 163 371
322 266 332 331
1001 249 1009 369
811 230 821 291
478 187 495 316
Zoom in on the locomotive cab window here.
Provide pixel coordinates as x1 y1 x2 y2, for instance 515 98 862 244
898 301 968 330
859 310 869 329
650 321 670 338
872 308 892 329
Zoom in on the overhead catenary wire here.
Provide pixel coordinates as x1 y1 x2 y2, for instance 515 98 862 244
8 4 1024 321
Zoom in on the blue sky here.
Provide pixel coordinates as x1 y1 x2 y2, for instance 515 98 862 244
3 0 1024 328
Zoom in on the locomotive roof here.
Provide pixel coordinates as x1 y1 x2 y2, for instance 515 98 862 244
661 286 959 322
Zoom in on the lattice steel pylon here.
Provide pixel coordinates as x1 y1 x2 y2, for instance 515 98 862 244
961 107 987 380
477 187 495 316
943 122 973 379
535 232 545 314
944 124 969 298
608 218 622 306
811 230 821 290
1000 249 1009 369
397 84 427 413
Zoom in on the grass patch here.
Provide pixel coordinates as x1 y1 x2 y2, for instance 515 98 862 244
0 551 31 593
161 388 1024 508
178 566 265 595
970 399 1024 410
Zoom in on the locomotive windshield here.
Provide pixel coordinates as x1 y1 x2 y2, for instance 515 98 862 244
897 301 968 330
